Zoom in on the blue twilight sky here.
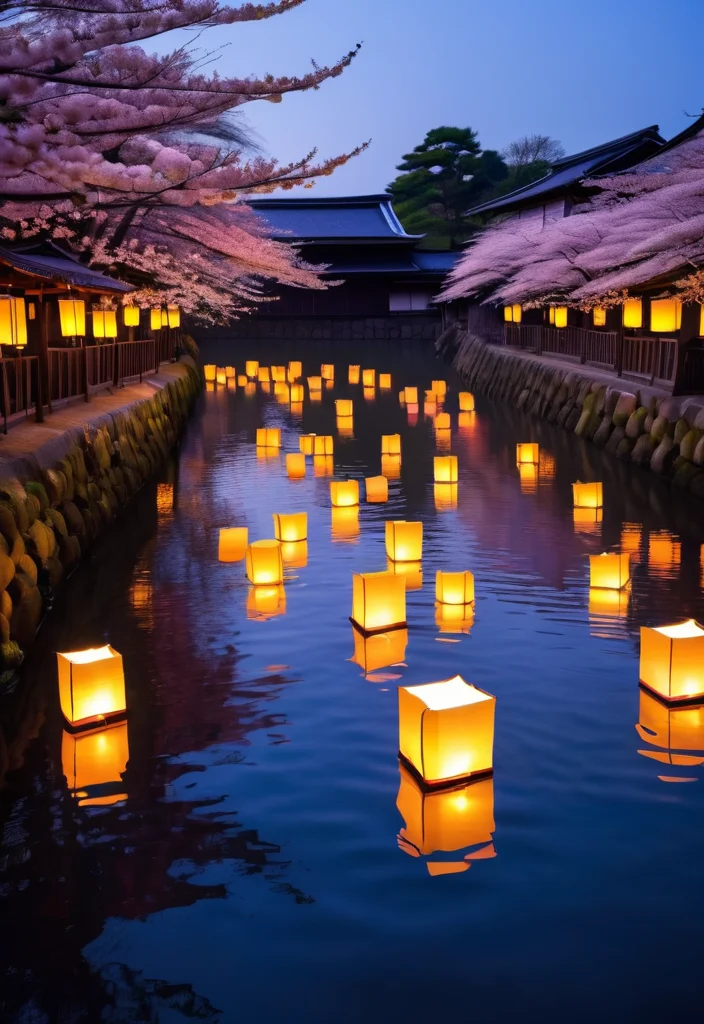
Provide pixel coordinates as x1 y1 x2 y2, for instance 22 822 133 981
190 0 703 196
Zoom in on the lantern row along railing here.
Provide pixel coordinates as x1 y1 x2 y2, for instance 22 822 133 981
0 356 38 433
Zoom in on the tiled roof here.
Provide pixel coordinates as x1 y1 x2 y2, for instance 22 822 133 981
247 195 423 243
0 246 132 292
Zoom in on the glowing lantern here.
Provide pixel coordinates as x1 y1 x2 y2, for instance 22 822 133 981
589 552 630 590
225 366 235 378
227 377 236 391
573 507 602 533
588 586 630 619
623 298 643 329
258 366 271 383
593 307 607 327
337 417 354 437
434 455 458 483
381 454 402 480
321 363 334 380
57 646 126 729
548 306 555 325
62 722 129 806
650 298 682 333
218 526 248 562
434 483 458 511
385 520 423 562
256 427 281 448
431 380 447 398
336 399 353 417
554 306 568 328
288 360 302 380
398 675 495 787
286 453 306 479
150 308 163 330
636 689 704 768
273 512 307 543
381 434 401 456
313 455 334 477
362 369 375 387
458 392 475 412
28 303 36 321
330 479 359 507
351 571 406 633
379 373 392 389
237 374 247 387
516 443 539 465
504 304 522 323
58 298 86 337
0 297 27 347
399 390 406 407
245 360 259 378
436 570 474 605
424 401 438 419
351 624 408 674
308 375 322 391
271 365 287 382
309 389 322 403
404 386 418 404
435 602 474 634
519 464 538 494
216 368 227 385
435 412 451 430
386 558 423 591
331 506 360 541
123 305 140 327
349 365 360 384
365 475 388 502
205 382 215 392
700 305 704 337
290 384 304 403
247 585 286 620
167 306 180 327
313 435 333 456
640 621 704 703
648 531 681 570
280 540 308 569
245 540 284 586
300 434 316 456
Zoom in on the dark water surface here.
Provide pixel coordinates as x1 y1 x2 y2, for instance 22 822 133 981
2 340 704 1023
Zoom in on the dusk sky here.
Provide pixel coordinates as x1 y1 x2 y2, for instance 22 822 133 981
206 0 704 196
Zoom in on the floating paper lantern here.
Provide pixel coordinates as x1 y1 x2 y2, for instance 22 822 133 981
434 482 458 511
518 464 538 494
256 427 281 448
623 298 643 329
258 366 271 383
434 455 458 483
589 552 630 590
435 602 475 634
290 383 304 403
290 401 304 418
386 558 423 591
216 368 227 385
351 571 406 633
385 520 423 562
326 379 335 391
59 297 86 337
381 434 401 456
381 454 402 480
271 365 286 382
431 380 447 399
435 429 451 452
288 360 302 380
588 586 630 619
331 506 360 541
516 442 539 465
280 540 308 569
337 417 354 437
330 479 359 507
246 540 284 586
399 390 406 407
218 526 248 562
636 689 704 766
286 453 306 480
313 435 333 456
245 360 259 378
336 399 353 417
57 646 126 730
404 386 418 404
379 373 392 389
150 308 163 330
458 392 475 412
640 620 704 703
365 475 388 502
351 623 408 674
650 298 682 333
247 585 286 620
398 675 495 787
300 434 316 456
204 364 216 382
573 481 603 508
362 369 375 387
349 365 360 384
123 305 140 327
554 306 568 328
307 375 322 391
321 363 335 380
237 374 247 387
205 382 215 392
92 308 118 339
435 412 451 430
273 511 307 543
593 307 607 327
313 455 334 477
436 570 474 605
62 721 129 807
225 366 235 378
573 507 602 533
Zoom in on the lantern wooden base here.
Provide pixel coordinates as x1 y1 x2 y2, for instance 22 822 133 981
348 615 407 638
398 751 493 792
64 706 128 733
638 680 704 708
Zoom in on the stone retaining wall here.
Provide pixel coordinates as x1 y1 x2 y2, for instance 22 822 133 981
441 328 704 502
0 357 199 688
195 313 442 343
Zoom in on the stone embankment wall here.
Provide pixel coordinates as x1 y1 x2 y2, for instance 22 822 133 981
0 358 199 688
441 328 704 502
196 313 442 343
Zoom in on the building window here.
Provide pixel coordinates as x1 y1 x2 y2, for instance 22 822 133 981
389 290 433 312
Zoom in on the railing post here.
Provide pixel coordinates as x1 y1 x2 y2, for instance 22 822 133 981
1 362 9 434
113 342 119 388
616 330 624 377
83 344 89 402
535 326 542 356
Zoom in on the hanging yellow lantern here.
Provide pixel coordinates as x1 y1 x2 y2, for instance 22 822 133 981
362 369 375 387
337 417 354 438
92 309 117 339
313 455 334 477
365 475 388 503
623 298 643 329
247 584 286 620
245 539 284 586
273 512 307 543
288 360 302 380
286 453 306 480
573 507 602 533
150 308 162 330
650 298 682 333
404 386 418 404
57 646 126 729
700 304 704 337
167 306 180 328
589 553 631 590
435 601 474 634
331 506 360 542
435 412 451 430
225 366 235 378
352 570 406 633
237 374 247 387
349 365 361 384
307 375 322 391
385 521 423 562
123 305 140 327
434 455 458 483
280 540 308 569
289 383 304 403
593 307 607 327
436 570 474 605
321 363 335 380
554 306 568 328
399 390 406 407
381 434 401 456
330 479 359 507
336 399 353 417
434 482 458 511
516 442 539 465
0 296 27 347
636 689 704 766
648 531 681 570
58 297 86 337
218 527 248 562
271 365 287 382
386 558 423 591
548 306 555 325
313 435 333 456
431 380 447 398
640 621 704 703
519 463 538 494
160 307 169 327
216 368 227 385
379 373 392 389
62 721 129 807
245 360 259 378
257 366 271 383
458 392 475 412
398 675 495 787
255 427 281 448
351 624 408 674
381 454 402 480
503 304 522 323
572 482 603 508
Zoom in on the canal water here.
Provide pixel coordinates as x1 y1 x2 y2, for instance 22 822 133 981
1 340 704 1023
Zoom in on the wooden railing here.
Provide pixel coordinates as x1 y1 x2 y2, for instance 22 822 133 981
0 356 39 433
620 335 677 387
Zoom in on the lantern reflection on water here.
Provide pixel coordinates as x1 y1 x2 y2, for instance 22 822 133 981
363 386 376 402
381 454 402 480
256 427 281 449
330 479 359 507
636 689 704 773
518 463 538 494
588 585 630 619
331 506 360 542
273 512 307 543
640 620 704 703
648 530 681 570
365 475 388 502
386 558 423 591
435 412 450 430
381 433 401 456
245 540 284 586
434 455 458 483
274 383 289 404
62 721 129 806
436 570 474 605
573 481 603 508
300 434 316 456
286 453 306 479
57 646 127 730
424 400 437 420
398 675 495 787
348 365 360 384
435 602 475 634
435 429 451 452
516 442 539 465
256 442 278 460
351 571 406 633
313 455 334 477
434 482 458 511
589 552 630 590
245 383 257 397
621 523 642 558
385 520 423 562
313 435 333 456
247 585 286 620
290 384 304 403
280 540 308 569
351 624 408 674
399 391 406 407
573 506 602 534
458 392 475 412
307 375 322 391
337 417 354 437
218 526 248 562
